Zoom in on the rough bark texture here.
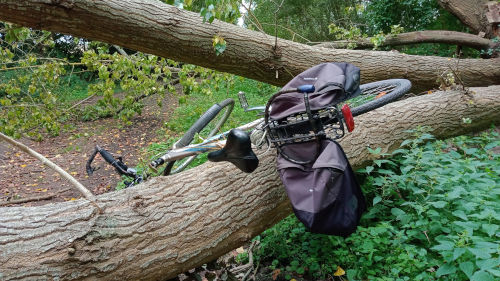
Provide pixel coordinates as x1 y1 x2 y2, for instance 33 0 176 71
1 86 499 281
437 0 493 37
0 0 499 92
315 30 496 50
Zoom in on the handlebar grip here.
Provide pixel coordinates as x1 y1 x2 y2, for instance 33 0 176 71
99 147 117 164
297 84 315 93
150 158 165 168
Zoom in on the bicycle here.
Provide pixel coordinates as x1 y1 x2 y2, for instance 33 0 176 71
86 78 411 185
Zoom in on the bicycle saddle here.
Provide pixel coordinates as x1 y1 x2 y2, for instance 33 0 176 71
207 129 259 173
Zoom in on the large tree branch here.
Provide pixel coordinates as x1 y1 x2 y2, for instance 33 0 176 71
0 0 498 92
315 30 497 50
437 0 493 38
0 86 499 280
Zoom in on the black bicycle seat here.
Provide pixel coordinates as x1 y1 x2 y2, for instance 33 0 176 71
207 129 259 173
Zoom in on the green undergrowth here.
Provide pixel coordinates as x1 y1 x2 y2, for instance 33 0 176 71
254 128 500 281
0 69 91 103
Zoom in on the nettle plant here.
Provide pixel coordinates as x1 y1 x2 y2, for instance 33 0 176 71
256 128 499 281
361 128 500 280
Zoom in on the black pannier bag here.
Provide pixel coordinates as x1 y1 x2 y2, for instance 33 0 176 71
265 62 366 237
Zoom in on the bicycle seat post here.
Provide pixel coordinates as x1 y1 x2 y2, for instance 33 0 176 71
238 91 265 115
238 91 249 111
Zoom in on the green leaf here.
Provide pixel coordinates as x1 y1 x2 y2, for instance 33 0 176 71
346 269 357 280
400 139 413 147
453 248 466 261
476 259 499 271
481 224 498 237
373 196 382 205
430 201 447 208
487 269 500 277
469 248 491 259
391 208 405 218
452 210 468 220
431 241 454 251
367 147 382 155
484 140 500 151
365 165 374 174
391 148 408 155
471 270 494 281
459 261 474 278
435 263 456 277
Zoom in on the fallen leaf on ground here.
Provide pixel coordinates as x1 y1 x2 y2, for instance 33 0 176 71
334 266 345 276
272 269 281 280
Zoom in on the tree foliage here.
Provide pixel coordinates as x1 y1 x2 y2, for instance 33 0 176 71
248 0 363 42
0 23 232 139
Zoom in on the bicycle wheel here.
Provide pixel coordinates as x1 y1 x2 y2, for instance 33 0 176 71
348 79 411 117
163 98 235 175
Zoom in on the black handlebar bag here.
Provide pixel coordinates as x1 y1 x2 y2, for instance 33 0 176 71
266 62 366 237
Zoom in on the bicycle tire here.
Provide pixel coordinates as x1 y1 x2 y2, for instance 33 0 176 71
349 79 411 117
164 98 235 175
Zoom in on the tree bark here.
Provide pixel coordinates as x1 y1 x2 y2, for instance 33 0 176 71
315 30 496 50
0 0 499 92
437 0 494 38
1 86 499 281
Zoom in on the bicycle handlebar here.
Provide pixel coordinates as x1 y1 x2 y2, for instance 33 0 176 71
86 145 143 187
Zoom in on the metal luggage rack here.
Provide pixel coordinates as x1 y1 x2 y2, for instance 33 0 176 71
267 106 345 146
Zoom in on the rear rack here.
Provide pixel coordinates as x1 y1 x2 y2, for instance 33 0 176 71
267 106 345 146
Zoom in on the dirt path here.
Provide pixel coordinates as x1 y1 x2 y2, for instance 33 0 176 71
0 94 178 206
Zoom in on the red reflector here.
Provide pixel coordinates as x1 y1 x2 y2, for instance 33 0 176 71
341 104 355 132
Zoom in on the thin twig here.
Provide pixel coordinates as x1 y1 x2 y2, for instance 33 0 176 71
0 188 71 206
67 64 75 86
259 22 311 42
0 132 101 212
231 240 259 275
66 93 96 112
239 0 265 33
0 62 85 72
273 0 286 51
113 45 129 57
0 104 43 108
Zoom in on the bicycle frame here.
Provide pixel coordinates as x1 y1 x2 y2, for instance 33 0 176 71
150 118 264 168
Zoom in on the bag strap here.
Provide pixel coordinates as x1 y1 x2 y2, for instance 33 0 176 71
265 88 326 165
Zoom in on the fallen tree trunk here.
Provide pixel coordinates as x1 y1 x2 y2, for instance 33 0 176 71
315 30 496 50
0 0 499 91
437 0 493 38
1 86 499 280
